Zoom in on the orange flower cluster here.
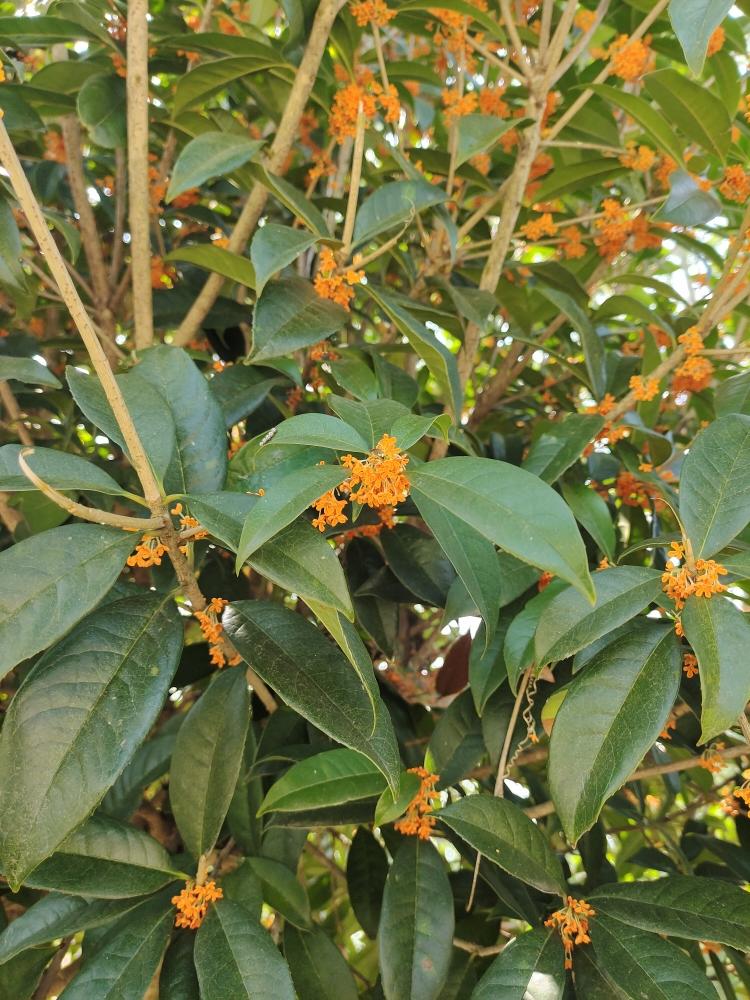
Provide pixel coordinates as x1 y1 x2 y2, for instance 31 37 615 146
655 154 678 190
620 143 656 172
309 341 340 362
339 505 397 541
329 73 399 143
699 743 726 774
43 132 66 164
478 86 510 118
673 326 713 394
732 784 750 809
171 503 208 550
394 767 441 839
442 88 478 125
560 225 586 259
430 0 487 73
350 0 396 27
707 25 725 57
313 248 364 310
683 652 699 679
609 34 653 81
312 435 409 532
172 188 201 210
594 199 631 259
615 471 650 510
661 542 727 610
307 149 335 187
151 257 177 289
629 374 659 401
574 8 596 32
127 536 167 568
195 597 241 668
521 213 556 240
544 897 595 970
172 880 223 930
719 165 750 203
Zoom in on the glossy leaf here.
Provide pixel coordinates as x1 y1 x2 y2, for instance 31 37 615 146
534 567 663 666
669 0 733 74
588 84 685 165
644 68 730 161
160 933 200 1000
167 244 256 288
0 524 135 679
472 928 565 1000
170 668 251 859
679 414 750 557
455 114 519 166
0 355 60 387
469 618 508 714
353 179 447 247
410 457 594 602
224 601 401 791
246 857 311 928
195 899 295 1000
378 839 454 1000
259 749 385 814
0 444 127 496
173 51 287 114
681 594 750 743
561 482 616 562
381 522 455 606
0 594 182 887
270 413 371 452
250 224 320 296
77 74 126 148
439 794 566 895
549 623 681 844
346 827 388 938
167 132 264 201
522 413 604 484
250 277 347 362
285 926 359 1000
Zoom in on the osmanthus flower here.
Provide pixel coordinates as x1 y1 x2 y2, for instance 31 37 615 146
608 34 654 81
661 541 727 611
544 896 595 970
615 471 651 510
628 374 660 401
673 326 714 394
313 247 365 311
329 68 400 143
620 143 656 172
350 0 396 28
441 88 478 125
559 225 586 259
521 213 557 241
127 535 168 568
707 25 725 56
172 880 223 930
394 766 441 839
194 597 241 668
683 652 699 679
574 8 597 32
699 742 726 773
719 166 750 204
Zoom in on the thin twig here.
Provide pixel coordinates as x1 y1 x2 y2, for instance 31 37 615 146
0 381 33 447
341 105 366 257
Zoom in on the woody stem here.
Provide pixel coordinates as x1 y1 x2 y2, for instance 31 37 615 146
341 105 366 259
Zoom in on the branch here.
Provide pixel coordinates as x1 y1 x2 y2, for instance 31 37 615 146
18 449 166 531
341 105 366 257
0 380 33 447
127 0 154 349
171 0 347 346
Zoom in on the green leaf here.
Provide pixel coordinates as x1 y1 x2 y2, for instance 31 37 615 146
328 353 379 400
535 287 605 399
548 623 681 844
250 224 320 296
381 523 455 606
246 857 311 928
681 594 750 743
58 894 173 1000
590 912 718 1000
23 815 185 897
0 524 135 679
378 839 454 1000
391 412 451 449
504 583 566 692
195 900 295 1000
522 414 604 484
235 463 347 563
211 367 283 429
716 371 750 416
0 200 28 294
411 489 502 641
328 397 410 448
0 445 126 496
250 277 347 362
534 567 663 666
66 368 176 484
679 414 750 557
472 929 565 1000
439 795 566 895
561 482 616 562
259 749 385 814
454 114 519 167
0 15 98 43
77 74 126 148
173 51 288 115
167 245 256 288
346 828 388 938
167 133 264 201
644 68 730 161
590 876 750 950
171 669 251 859
0 356 60 387
102 723 181 821
135 345 227 494
656 170 722 226
588 85 686 165
284 926 359 1000
0 594 182 888
223 601 401 792
249 166 330 236
305 602 379 709
353 179 447 248
0 894 139 965
669 0 733 74
365 287 462 420
469 618 508 714
160 933 200 1000
534 158 627 201
410 457 594 602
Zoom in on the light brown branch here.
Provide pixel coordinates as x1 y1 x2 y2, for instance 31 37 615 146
341 105 366 257
0 380 33 446
127 0 154 349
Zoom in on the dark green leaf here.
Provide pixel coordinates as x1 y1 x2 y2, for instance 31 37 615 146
167 245 255 288
679 414 750 557
173 51 288 115
160 933 199 1000
472 928 565 1000
0 524 135 679
534 158 627 201
549 623 681 844
250 224 320 296
353 180 447 247
469 618 508 715
0 594 182 887
522 414 604 484
561 482 616 562
644 68 730 160
410 457 594 602
716 371 750 416
259 749 385 814
454 114 519 166
328 397 410 449
681 594 750 743
534 567 663 666
77 74 126 148
246 857 311 928
669 0 733 74
195 900 295 1000
378 839 454 1000
270 413 371 452
381 523 455 606
167 133 264 201
223 601 401 792
0 445 126 496
346 828 388 938
0 355 60 387
439 795 566 895
284 926 359 1000
588 85 686 165
250 277 347 361
170 669 251 859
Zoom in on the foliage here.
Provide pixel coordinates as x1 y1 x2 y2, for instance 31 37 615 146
1 0 750 997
